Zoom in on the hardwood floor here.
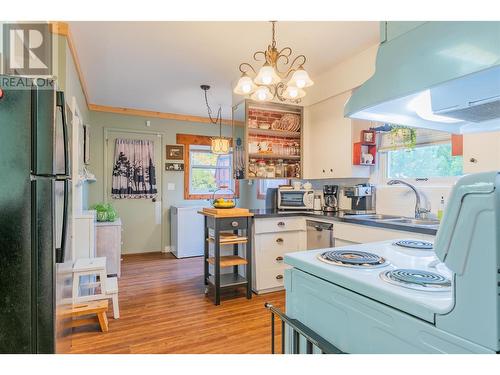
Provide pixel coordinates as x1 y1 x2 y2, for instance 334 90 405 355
69 253 286 354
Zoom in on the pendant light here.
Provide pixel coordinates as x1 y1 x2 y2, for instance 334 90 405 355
201 85 230 155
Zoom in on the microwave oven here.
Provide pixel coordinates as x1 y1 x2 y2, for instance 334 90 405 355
278 189 315 210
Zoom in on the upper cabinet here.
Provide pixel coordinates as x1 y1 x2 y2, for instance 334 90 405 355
463 131 500 174
303 91 371 180
232 100 304 180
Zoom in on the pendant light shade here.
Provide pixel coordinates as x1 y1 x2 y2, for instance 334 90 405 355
211 137 231 155
288 67 314 88
254 64 281 86
282 85 306 100
251 86 273 102
233 74 257 95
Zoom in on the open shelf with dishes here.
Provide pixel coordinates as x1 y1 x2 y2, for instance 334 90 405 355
232 100 304 180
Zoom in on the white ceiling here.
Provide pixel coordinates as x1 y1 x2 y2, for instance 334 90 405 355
69 21 379 118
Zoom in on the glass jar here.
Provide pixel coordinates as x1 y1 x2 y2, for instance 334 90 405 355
275 159 284 178
256 159 267 178
266 161 276 178
286 163 295 178
282 161 289 177
294 162 301 178
248 158 257 177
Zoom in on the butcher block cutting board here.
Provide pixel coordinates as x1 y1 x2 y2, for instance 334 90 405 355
201 207 252 217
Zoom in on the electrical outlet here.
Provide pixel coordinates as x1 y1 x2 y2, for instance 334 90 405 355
167 183 175 191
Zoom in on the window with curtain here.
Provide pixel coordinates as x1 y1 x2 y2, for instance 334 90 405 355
111 138 158 198
379 128 463 179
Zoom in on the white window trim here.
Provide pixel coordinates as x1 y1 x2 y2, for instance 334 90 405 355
377 150 462 187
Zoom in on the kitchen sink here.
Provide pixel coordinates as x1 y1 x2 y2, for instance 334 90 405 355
344 214 401 221
384 218 440 226
345 214 440 228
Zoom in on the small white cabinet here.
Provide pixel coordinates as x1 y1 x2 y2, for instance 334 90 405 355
252 217 306 294
463 131 500 174
96 218 122 277
303 91 371 179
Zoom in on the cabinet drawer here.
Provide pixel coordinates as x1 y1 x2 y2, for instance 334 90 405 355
257 264 289 291
256 231 302 266
254 217 305 234
215 217 250 231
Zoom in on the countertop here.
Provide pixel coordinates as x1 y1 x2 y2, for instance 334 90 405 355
249 209 438 236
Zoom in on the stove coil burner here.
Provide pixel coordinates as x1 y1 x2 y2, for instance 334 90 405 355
380 269 451 291
394 240 433 250
318 250 387 268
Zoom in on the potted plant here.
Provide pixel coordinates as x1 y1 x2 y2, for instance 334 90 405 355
92 202 118 222
390 125 416 149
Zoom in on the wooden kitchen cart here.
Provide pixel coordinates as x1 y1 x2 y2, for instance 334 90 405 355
199 209 254 305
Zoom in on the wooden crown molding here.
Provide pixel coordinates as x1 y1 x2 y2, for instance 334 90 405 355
90 104 234 126
48 21 239 127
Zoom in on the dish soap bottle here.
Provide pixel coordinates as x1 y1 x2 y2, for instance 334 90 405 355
437 196 445 221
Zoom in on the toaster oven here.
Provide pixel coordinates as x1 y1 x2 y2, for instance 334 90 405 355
278 188 315 210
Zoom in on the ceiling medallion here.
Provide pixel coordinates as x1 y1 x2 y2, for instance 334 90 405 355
233 21 314 103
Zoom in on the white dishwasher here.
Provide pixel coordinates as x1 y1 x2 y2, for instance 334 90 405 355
306 220 334 250
170 206 205 258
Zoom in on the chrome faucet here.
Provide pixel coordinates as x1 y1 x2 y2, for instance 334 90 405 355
387 180 431 219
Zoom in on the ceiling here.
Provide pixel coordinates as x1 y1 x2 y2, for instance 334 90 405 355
69 21 379 118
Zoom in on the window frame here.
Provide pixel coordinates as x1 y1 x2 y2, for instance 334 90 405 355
177 134 239 200
378 142 463 186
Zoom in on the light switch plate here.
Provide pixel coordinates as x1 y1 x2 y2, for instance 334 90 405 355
167 183 175 191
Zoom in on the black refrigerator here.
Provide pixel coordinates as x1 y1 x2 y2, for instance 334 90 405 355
0 75 73 353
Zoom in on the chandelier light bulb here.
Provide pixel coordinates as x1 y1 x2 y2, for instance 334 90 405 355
282 85 306 100
233 74 256 95
251 86 273 102
254 64 281 86
288 67 314 89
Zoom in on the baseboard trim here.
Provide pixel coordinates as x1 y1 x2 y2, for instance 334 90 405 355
163 246 172 253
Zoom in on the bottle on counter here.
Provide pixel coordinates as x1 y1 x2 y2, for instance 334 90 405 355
437 196 445 221
275 159 284 178
266 161 276 178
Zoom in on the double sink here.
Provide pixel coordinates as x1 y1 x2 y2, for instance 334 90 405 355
345 214 440 229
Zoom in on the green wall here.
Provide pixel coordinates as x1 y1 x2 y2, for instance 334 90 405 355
87 110 238 252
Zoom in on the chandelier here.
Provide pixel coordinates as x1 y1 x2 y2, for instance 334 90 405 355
233 21 314 103
201 84 230 155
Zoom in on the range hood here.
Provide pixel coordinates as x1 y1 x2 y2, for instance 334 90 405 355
345 22 500 134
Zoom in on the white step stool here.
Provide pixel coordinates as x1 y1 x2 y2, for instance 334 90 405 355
72 257 120 319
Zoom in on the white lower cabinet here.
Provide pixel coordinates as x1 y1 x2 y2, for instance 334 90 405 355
253 218 306 294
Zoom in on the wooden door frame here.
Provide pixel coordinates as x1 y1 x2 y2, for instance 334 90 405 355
103 127 164 250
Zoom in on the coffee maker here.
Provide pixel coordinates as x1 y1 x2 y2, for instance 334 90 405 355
322 185 339 212
343 184 376 214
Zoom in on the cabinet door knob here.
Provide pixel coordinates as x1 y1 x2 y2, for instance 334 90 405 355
231 221 239 227
276 274 284 280
275 256 284 262
276 238 284 244
322 169 325 173
277 221 285 227
330 168 333 172
469 157 478 163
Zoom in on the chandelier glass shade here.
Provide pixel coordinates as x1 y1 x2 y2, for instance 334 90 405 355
233 21 314 103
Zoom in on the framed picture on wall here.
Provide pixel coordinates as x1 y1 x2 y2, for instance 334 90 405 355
166 144 184 160
83 124 90 165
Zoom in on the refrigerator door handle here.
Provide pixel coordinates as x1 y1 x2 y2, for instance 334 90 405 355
56 91 70 178
56 179 69 264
